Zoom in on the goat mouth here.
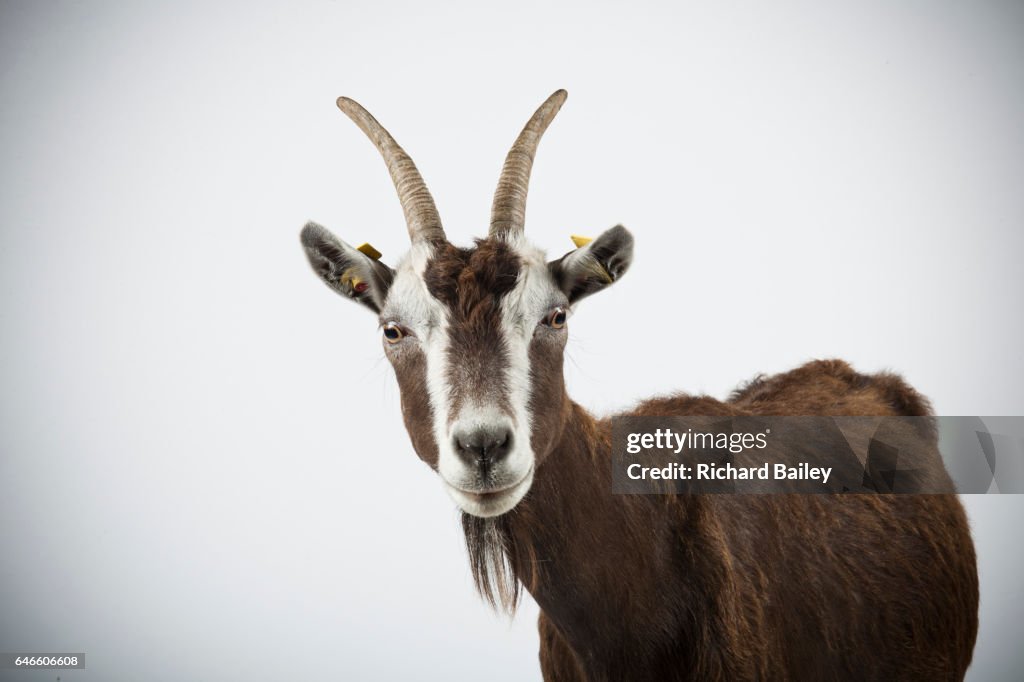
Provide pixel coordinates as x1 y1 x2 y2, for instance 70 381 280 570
451 468 533 498
444 466 535 517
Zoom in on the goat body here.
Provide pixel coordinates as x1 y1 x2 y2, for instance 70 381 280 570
475 360 978 681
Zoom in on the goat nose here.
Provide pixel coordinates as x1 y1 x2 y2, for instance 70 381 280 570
453 426 513 468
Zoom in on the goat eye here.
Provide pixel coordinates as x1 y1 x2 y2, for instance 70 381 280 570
383 323 404 343
546 308 568 329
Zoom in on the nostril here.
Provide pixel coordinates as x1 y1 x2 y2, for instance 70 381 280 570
453 426 513 465
490 429 512 457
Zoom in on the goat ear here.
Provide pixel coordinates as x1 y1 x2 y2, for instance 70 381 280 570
548 225 633 303
300 221 394 313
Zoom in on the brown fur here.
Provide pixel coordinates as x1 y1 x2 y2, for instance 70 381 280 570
424 240 521 423
471 360 978 681
390 344 439 467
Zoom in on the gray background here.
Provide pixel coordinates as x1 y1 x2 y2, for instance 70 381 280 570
1 0 1021 680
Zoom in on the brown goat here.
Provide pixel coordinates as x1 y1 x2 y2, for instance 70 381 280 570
299 91 979 681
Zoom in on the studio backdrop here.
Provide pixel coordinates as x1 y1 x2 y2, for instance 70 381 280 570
1 1 1022 680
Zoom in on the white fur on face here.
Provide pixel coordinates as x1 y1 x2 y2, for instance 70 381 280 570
382 237 565 518
380 241 454 484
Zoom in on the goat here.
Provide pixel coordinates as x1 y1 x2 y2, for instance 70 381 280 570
299 90 979 681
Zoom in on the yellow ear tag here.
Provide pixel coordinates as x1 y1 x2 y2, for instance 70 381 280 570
356 242 382 260
570 234 593 248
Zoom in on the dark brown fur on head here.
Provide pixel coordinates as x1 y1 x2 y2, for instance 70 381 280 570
424 240 522 425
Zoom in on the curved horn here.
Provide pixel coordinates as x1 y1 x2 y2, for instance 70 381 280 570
336 97 446 244
489 89 568 238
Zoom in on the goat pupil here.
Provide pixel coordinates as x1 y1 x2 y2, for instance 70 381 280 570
384 326 400 340
553 311 566 326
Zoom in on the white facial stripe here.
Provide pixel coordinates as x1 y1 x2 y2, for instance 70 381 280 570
383 243 456 482
425 319 454 481
381 242 443 331
498 235 559 458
